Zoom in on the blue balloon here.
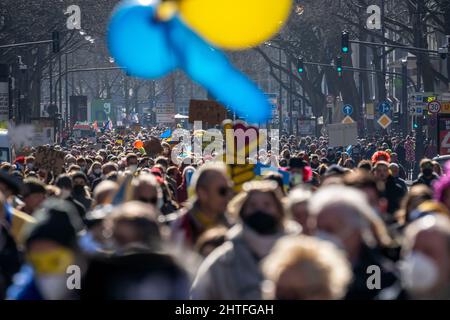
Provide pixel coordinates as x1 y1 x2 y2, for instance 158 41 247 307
107 0 178 78
107 0 272 124
167 16 272 123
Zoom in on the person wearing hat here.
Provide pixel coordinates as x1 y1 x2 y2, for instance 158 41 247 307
17 178 47 216
7 198 84 300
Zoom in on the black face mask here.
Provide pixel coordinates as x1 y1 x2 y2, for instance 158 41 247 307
423 168 433 177
242 210 279 235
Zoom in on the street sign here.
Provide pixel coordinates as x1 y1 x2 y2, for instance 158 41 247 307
342 115 354 124
378 101 391 114
377 114 392 129
409 104 424 115
342 104 353 116
428 100 441 114
438 115 450 155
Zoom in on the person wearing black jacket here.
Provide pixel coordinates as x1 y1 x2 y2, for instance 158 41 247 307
373 161 407 216
413 159 439 188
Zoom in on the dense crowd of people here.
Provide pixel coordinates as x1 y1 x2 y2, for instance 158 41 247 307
0 125 449 300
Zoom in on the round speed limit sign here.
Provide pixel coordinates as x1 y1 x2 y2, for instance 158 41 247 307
428 101 441 114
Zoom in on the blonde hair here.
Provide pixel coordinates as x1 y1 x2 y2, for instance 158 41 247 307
262 235 352 300
227 180 285 222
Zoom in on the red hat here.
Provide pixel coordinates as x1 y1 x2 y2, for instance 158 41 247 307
15 156 25 165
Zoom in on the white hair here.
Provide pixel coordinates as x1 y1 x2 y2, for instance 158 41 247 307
308 185 376 230
287 187 313 208
190 161 227 191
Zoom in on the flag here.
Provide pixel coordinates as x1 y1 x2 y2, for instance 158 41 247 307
103 118 113 131
160 129 172 139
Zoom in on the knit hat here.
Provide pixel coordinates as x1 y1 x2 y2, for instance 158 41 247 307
24 198 83 249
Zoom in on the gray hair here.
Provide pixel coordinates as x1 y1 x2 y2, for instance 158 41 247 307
308 185 392 247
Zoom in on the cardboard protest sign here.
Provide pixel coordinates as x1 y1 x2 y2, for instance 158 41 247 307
189 99 228 126
34 146 66 175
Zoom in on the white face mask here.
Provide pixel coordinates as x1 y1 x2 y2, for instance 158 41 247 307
128 165 138 172
315 230 345 250
400 251 439 295
36 275 69 300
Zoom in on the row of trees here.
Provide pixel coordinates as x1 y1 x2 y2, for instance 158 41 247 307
256 0 450 125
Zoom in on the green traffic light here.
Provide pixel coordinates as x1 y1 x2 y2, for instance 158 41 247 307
298 68 304 73
413 123 418 129
337 67 342 72
342 47 349 53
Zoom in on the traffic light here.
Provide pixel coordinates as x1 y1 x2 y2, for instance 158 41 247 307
52 31 60 53
297 58 305 73
336 56 343 75
341 31 350 53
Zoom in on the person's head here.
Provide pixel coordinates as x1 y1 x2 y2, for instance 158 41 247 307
125 153 138 170
65 155 76 168
397 185 433 225
420 159 434 177
104 201 163 252
433 161 442 176
389 163 400 178
358 160 373 172
0 170 21 198
390 152 398 163
191 162 232 216
88 161 102 177
23 199 83 300
55 174 73 199
229 180 285 236
373 161 390 182
155 156 169 172
25 156 36 171
343 158 355 170
21 178 47 214
130 173 162 208
76 157 87 172
71 171 88 187
102 162 119 176
308 185 391 263
310 154 319 165
343 170 386 211
401 215 450 299
93 180 119 206
286 187 312 233
262 235 352 300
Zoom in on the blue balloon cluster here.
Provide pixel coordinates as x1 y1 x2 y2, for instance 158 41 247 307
107 0 272 124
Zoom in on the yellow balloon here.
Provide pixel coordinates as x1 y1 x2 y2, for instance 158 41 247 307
179 0 293 50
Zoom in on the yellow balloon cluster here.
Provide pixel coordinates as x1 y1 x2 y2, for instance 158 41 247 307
179 0 293 50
